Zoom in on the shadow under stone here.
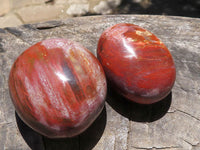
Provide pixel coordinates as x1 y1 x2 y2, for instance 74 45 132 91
16 106 107 150
106 87 172 122
15 113 45 150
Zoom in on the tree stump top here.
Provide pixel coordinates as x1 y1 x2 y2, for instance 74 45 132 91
0 15 200 150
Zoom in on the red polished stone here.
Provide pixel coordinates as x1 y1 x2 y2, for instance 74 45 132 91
9 38 107 138
97 23 176 104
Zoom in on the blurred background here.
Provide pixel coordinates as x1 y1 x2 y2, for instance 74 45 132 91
0 0 199 28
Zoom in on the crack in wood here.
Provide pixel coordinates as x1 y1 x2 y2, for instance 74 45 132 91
182 138 200 147
132 146 148 149
34 21 65 30
173 108 200 122
36 25 63 30
178 84 195 94
132 146 180 150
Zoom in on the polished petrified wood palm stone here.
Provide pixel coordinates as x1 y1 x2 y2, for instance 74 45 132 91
9 38 107 138
97 23 176 104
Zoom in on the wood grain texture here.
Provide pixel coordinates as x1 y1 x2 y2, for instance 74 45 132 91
0 15 200 150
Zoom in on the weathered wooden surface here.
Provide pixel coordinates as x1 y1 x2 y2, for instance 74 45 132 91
0 15 200 150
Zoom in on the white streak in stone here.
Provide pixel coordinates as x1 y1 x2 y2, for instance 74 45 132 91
36 63 70 119
142 88 160 97
24 76 49 126
41 38 72 55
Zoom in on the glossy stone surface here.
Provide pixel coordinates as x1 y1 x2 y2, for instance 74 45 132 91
97 23 176 104
9 38 107 138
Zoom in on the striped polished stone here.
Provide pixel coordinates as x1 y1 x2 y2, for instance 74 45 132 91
9 38 107 138
97 23 176 104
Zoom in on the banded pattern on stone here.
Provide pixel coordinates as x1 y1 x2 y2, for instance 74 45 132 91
97 23 176 104
9 38 107 138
